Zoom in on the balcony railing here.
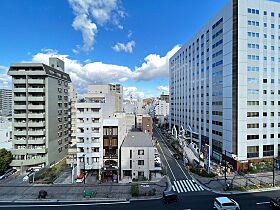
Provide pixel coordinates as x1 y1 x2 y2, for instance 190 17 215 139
28 79 45 84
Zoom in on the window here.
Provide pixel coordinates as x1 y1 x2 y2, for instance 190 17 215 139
247 123 259 128
138 160 144 165
138 171 144 178
247 146 259 158
263 145 274 157
247 112 259 117
130 150 132 158
138 150 144 155
247 135 259 140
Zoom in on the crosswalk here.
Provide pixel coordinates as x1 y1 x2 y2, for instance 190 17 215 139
172 179 204 193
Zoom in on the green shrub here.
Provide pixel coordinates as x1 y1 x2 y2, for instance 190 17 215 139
131 184 139 197
190 167 215 178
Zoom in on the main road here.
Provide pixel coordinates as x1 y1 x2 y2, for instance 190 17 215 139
0 127 279 209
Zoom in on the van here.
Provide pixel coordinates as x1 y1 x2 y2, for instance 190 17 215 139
214 197 240 210
162 191 179 204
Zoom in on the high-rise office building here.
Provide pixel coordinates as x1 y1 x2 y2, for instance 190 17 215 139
0 89 12 116
169 0 280 169
8 57 71 171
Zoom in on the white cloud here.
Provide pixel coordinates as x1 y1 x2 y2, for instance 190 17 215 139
28 45 179 94
128 30 132 38
123 86 144 100
133 45 180 80
68 0 125 51
72 14 97 51
0 66 11 89
112 40 135 53
157 85 169 93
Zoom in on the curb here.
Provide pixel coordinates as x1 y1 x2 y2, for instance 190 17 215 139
166 176 172 191
0 199 129 203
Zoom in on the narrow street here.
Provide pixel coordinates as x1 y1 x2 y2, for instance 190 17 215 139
154 126 206 194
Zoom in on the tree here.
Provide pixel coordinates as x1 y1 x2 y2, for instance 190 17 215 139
0 148 12 174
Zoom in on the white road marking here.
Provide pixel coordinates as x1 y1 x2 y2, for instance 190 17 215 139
156 128 189 179
182 180 190 191
256 201 270 205
173 181 180 193
185 179 194 191
172 180 205 193
156 127 206 193
157 140 176 181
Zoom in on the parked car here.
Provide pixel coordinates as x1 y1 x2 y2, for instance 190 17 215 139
173 153 180 160
0 168 17 180
162 191 179 204
270 197 280 209
76 173 86 183
214 197 240 210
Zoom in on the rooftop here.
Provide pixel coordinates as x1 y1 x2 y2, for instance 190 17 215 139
121 131 153 148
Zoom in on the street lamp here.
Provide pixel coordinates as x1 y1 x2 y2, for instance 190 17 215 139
223 150 235 191
186 124 192 144
273 157 278 187
82 154 86 185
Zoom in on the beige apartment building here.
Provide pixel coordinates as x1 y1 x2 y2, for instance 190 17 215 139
8 58 71 171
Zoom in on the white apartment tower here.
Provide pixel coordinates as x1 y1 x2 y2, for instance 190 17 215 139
76 84 126 181
170 0 280 169
8 58 71 171
0 89 12 116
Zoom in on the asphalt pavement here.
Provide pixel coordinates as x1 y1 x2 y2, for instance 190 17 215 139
0 126 280 209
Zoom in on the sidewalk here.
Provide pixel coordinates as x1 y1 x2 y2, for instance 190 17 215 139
190 170 280 194
0 176 169 201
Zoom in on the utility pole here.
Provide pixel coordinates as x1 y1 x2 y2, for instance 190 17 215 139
273 158 277 187
224 150 227 189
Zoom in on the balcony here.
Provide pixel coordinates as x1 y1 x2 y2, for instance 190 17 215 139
14 79 26 84
28 88 45 93
14 139 27 144
28 130 45 136
28 96 45 101
14 113 27 118
12 148 48 155
25 148 48 154
14 88 26 92
14 105 27 110
10 157 47 166
14 96 26 101
28 113 45 118
14 122 26 127
12 149 27 155
103 154 118 159
84 162 99 170
28 105 45 110
28 121 45 127
28 139 45 144
14 130 27 135
28 79 45 84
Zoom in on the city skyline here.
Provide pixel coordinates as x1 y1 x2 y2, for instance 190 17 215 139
0 0 232 99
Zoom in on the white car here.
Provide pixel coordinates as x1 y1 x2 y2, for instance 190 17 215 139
214 197 240 210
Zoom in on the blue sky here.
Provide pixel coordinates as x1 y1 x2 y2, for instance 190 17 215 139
0 0 230 99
